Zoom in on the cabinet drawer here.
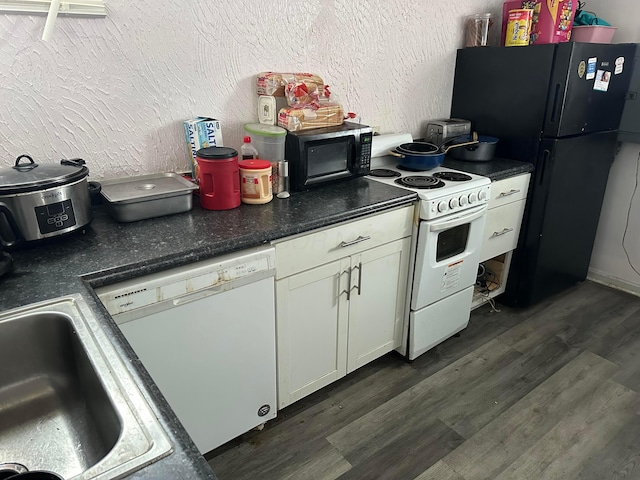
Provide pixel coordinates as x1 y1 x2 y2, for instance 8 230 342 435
488 174 530 209
274 205 414 279
480 199 526 262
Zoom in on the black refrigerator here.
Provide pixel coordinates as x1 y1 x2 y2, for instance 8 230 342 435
450 42 637 307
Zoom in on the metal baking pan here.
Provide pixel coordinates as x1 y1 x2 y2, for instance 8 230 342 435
100 173 198 222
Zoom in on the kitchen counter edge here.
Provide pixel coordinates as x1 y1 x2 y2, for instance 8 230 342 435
0 178 418 479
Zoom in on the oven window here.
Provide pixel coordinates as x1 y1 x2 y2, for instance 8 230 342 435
436 224 470 262
307 139 350 178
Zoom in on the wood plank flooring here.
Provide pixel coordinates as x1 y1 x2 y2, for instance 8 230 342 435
207 280 640 480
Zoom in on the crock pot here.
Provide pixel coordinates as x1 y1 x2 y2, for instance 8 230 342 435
0 155 92 246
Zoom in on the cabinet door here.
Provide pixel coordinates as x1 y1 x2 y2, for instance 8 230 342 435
346 237 411 373
275 258 350 409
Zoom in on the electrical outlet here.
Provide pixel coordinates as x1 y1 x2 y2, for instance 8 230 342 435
372 126 381 135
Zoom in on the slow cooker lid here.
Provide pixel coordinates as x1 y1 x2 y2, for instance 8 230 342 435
0 155 89 195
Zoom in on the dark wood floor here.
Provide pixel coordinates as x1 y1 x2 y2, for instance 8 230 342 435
207 280 640 480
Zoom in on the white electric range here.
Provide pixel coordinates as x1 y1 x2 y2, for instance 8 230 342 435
368 155 491 360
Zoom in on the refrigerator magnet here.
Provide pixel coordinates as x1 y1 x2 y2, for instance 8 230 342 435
586 57 597 80
578 61 586 78
593 70 611 92
615 57 625 75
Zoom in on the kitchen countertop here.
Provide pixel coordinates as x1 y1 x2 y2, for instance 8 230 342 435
0 177 417 479
443 156 534 181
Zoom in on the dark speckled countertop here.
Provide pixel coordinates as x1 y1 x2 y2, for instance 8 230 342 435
443 156 534 181
0 177 417 480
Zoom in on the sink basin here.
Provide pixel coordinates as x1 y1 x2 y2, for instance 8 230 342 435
0 296 172 479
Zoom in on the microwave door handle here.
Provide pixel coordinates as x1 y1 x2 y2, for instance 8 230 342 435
351 141 357 168
429 205 487 232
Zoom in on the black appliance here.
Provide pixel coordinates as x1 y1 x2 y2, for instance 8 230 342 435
450 42 637 307
0 248 13 279
285 122 373 191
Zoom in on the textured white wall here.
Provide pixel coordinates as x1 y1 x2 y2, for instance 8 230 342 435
0 0 503 179
589 0 640 292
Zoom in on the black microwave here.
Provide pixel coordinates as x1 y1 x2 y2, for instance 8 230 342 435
285 122 373 191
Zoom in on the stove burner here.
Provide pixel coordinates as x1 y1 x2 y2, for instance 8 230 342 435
395 176 445 189
369 169 401 178
432 171 473 182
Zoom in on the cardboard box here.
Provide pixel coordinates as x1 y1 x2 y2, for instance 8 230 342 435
183 117 224 179
528 0 576 44
501 0 576 45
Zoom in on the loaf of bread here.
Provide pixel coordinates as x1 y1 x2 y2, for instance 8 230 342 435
278 103 344 132
257 72 324 97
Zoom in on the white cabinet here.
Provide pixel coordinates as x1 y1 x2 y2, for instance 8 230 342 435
274 206 414 409
347 239 411 372
275 259 349 406
473 173 530 309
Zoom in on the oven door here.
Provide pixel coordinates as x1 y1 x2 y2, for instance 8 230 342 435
411 204 487 310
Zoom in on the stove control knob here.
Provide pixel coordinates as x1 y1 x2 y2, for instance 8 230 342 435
468 192 478 204
449 197 459 209
438 200 449 212
478 189 487 201
459 195 468 206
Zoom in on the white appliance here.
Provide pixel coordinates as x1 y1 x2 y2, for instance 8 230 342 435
96 246 277 454
368 148 491 360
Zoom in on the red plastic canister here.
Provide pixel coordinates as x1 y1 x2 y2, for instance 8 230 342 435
196 147 241 210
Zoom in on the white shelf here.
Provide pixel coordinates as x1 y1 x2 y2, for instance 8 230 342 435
0 0 105 16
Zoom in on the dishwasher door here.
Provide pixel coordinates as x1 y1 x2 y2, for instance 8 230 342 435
97 247 277 454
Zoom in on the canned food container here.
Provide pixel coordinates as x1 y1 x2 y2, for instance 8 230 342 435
505 9 534 46
196 146 241 210
100 173 198 222
239 159 272 205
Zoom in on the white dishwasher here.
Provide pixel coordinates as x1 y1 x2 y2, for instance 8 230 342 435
96 246 277 454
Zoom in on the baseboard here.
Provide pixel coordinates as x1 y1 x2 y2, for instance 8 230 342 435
587 269 640 298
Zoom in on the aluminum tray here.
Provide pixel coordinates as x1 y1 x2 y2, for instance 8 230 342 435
100 173 198 222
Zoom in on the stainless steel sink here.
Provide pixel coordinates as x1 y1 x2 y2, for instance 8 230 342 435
0 295 172 479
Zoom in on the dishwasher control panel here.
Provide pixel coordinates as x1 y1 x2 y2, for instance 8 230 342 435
96 246 275 318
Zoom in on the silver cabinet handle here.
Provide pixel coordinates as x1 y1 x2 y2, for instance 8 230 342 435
492 228 514 237
498 189 520 197
350 262 363 296
340 235 371 248
340 268 352 300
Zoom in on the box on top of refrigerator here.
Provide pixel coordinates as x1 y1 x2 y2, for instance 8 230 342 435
501 0 576 45
183 117 224 179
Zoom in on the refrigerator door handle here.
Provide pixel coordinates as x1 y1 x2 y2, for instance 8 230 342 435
549 83 562 125
539 149 551 186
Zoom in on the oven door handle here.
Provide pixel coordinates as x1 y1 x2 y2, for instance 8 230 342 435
429 205 487 232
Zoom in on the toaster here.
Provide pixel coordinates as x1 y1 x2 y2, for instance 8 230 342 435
425 119 472 146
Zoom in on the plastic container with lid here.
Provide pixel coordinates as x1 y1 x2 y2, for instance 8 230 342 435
196 146 241 210
243 124 287 162
239 159 272 205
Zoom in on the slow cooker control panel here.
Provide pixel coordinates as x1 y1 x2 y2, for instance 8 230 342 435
35 200 77 234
